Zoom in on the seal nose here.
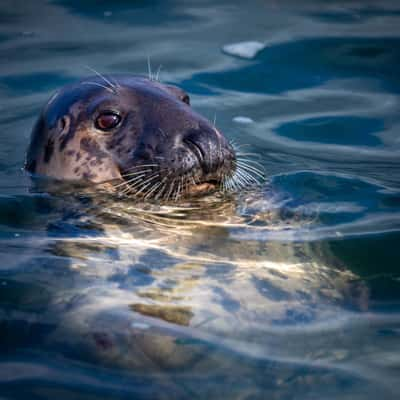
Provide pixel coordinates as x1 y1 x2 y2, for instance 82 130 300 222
183 132 208 171
183 127 226 175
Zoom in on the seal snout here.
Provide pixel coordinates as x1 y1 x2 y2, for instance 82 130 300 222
124 121 236 199
182 127 234 176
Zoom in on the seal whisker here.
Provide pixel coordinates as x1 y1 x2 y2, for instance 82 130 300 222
229 174 240 191
221 177 226 192
134 173 160 195
222 175 231 192
225 175 232 192
236 157 265 170
117 179 145 195
231 176 244 190
144 180 163 199
235 160 265 179
120 172 152 188
226 177 235 192
155 64 163 82
174 176 183 201
165 178 176 202
84 66 117 93
122 169 155 178
114 173 147 189
241 166 262 184
81 81 115 94
174 184 179 201
230 140 254 152
121 171 151 182
235 168 253 187
155 173 172 201
182 175 189 196
236 144 253 149
156 181 168 201
225 179 232 192
173 179 179 201
114 180 130 194
123 163 159 172
119 181 136 195
226 178 233 192
236 166 259 185
180 175 184 198
235 165 265 182
109 75 121 90
237 171 250 188
147 56 153 81
160 184 169 201
236 151 263 160
223 176 232 192
238 173 258 188
137 171 161 186
119 186 130 196
124 172 156 192
165 181 173 202
221 175 226 192
218 156 264 195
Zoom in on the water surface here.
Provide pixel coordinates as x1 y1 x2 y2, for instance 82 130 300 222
1 1 400 399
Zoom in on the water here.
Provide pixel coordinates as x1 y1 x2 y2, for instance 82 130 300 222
1 1 400 399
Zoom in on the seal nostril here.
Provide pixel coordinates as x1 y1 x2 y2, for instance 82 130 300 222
183 136 206 165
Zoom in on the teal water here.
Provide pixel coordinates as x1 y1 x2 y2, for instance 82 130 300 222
1 1 400 399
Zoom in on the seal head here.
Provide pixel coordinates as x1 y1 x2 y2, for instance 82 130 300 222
25 75 236 199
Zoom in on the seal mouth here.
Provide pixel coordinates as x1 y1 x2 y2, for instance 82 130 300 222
185 180 218 196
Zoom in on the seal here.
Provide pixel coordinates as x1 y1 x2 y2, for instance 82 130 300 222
25 74 239 200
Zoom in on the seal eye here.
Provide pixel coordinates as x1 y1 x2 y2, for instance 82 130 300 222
95 112 121 131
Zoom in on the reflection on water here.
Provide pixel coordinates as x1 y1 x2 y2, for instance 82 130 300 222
1 1 400 399
0 187 396 399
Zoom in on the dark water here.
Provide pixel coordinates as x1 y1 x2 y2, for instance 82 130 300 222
1 1 400 399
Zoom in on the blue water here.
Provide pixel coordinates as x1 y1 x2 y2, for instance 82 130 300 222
1 1 400 399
